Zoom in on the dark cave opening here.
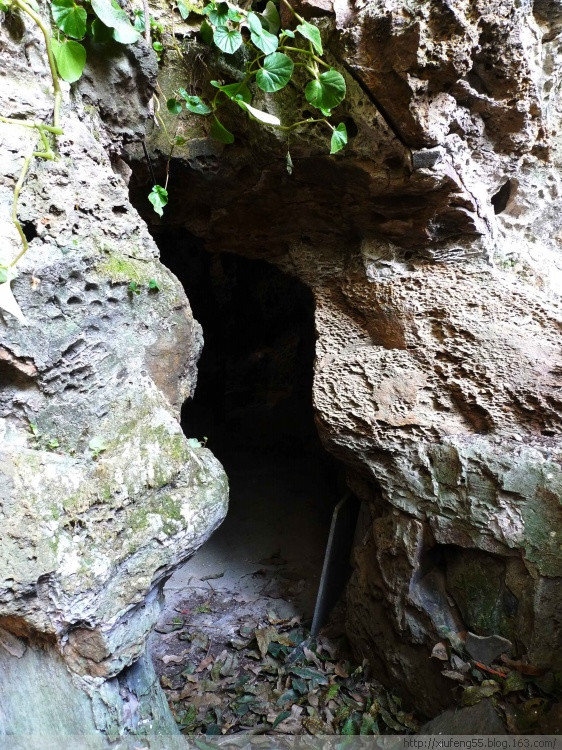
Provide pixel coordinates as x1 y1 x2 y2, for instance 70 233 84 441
152 228 345 627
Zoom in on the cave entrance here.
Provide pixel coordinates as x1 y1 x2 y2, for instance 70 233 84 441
152 230 344 645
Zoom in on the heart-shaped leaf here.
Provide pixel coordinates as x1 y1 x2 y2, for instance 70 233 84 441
213 25 243 53
237 101 281 126
296 20 322 55
210 116 234 144
148 185 168 217
305 68 346 111
206 1 228 25
256 52 293 92
52 39 86 83
167 97 182 115
178 89 213 114
330 121 347 153
247 12 278 54
51 0 87 39
90 0 140 44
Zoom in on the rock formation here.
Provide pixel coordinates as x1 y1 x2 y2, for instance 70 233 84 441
132 0 562 716
0 0 560 733
0 8 228 738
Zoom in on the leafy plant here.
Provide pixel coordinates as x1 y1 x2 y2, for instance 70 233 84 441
182 0 345 143
127 280 141 295
88 435 107 458
147 0 348 215
49 0 140 82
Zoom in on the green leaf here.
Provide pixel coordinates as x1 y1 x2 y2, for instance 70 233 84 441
246 11 262 34
330 121 347 153
237 101 281 126
176 0 189 19
272 710 291 729
91 17 114 43
52 39 86 83
167 97 182 115
247 11 278 54
261 0 280 34
90 0 140 44
227 6 242 21
0 267 9 284
178 89 213 114
281 28 294 38
0 0 12 11
305 68 346 111
51 0 87 39
133 8 145 31
213 25 243 54
148 185 168 217
88 436 107 454
296 20 322 55
341 716 357 735
128 281 141 294
256 52 293 92
206 1 228 25
211 81 251 102
210 116 234 144
148 278 160 291
199 18 213 43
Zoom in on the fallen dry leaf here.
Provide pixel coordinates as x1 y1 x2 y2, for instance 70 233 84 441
196 655 214 672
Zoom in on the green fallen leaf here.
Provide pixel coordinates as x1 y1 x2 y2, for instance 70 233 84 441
272 710 291 729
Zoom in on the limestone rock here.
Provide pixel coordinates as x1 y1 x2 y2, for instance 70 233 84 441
132 0 562 718
420 699 507 735
0 5 228 738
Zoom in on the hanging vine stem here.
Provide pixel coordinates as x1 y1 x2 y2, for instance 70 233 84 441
0 0 63 272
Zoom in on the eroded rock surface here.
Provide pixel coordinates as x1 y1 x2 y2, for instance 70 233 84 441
0 7 228 738
134 0 562 716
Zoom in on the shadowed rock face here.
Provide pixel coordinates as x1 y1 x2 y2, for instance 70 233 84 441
0 8 228 738
130 0 562 715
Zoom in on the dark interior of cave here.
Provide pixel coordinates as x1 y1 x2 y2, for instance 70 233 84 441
153 229 348 627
